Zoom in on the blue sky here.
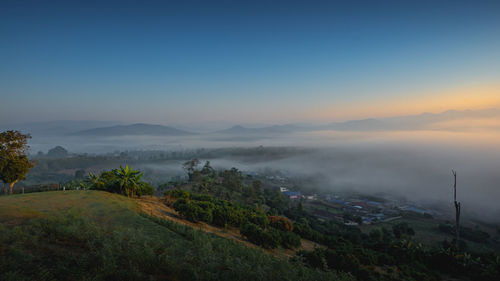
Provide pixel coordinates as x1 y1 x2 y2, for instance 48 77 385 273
1 0 499 126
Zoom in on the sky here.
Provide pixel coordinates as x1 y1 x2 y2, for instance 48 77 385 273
1 0 500 126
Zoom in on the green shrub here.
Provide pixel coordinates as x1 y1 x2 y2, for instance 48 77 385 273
166 189 190 199
247 209 269 227
269 216 294 232
212 204 229 227
190 193 213 202
241 222 278 249
279 230 301 249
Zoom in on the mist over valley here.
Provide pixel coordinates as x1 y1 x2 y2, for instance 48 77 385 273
2 2 500 279
14 109 500 223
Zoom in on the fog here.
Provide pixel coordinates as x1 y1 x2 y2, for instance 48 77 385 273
25 127 500 223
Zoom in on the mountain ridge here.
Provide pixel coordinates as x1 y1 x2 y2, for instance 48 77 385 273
71 123 195 136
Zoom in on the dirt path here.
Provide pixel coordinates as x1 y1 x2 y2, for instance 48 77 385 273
135 196 324 258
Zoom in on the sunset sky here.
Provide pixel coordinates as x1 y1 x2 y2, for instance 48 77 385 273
1 0 499 126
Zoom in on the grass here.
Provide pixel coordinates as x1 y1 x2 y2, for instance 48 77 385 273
0 190 138 228
0 191 354 281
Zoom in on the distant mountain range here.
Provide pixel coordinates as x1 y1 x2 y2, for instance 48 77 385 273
215 108 500 134
71 123 195 136
324 108 500 131
3 108 499 137
0 120 123 136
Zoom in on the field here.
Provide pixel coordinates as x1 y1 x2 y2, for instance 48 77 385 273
0 191 351 281
0 190 138 227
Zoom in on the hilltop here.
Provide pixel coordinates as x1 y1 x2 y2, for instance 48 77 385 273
0 191 348 281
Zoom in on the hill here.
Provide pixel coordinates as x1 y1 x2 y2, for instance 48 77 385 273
0 191 349 281
0 120 122 136
71 123 195 136
212 108 500 135
324 108 500 131
215 124 303 135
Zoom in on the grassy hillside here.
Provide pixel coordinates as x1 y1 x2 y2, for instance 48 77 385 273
0 191 352 281
0 191 138 228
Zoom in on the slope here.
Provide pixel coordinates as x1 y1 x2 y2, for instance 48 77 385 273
0 191 351 281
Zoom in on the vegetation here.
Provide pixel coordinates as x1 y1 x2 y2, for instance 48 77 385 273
0 191 352 281
165 160 500 281
46 145 69 158
287 205 500 281
0 130 34 194
167 189 301 249
86 165 154 197
3 153 500 280
20 146 310 187
438 223 491 243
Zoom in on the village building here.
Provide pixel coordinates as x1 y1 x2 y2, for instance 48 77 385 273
283 191 301 199
279 187 289 192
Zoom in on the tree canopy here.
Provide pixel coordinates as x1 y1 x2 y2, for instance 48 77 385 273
47 145 69 158
0 130 34 194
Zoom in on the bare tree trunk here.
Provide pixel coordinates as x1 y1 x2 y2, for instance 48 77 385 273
9 179 19 194
452 170 461 248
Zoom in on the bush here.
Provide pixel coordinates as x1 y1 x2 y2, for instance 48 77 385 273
166 189 190 199
247 209 269 227
174 200 213 223
173 198 188 212
137 182 154 196
86 166 153 197
240 223 278 249
212 204 229 227
190 193 213 202
294 218 313 239
269 216 294 232
182 202 204 222
280 230 301 249
226 206 247 227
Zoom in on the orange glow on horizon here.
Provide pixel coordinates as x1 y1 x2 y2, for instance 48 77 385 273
310 84 500 122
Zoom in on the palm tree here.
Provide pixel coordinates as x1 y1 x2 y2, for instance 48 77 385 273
86 172 102 190
113 165 143 197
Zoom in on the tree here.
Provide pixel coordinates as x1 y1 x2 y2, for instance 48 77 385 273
221 168 243 193
252 180 262 195
113 165 144 197
183 159 200 181
452 170 461 247
269 216 294 232
200 161 216 177
47 146 68 158
0 131 34 194
86 166 153 197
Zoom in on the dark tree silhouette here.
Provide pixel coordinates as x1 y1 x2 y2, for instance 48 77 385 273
183 159 200 181
452 169 461 247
